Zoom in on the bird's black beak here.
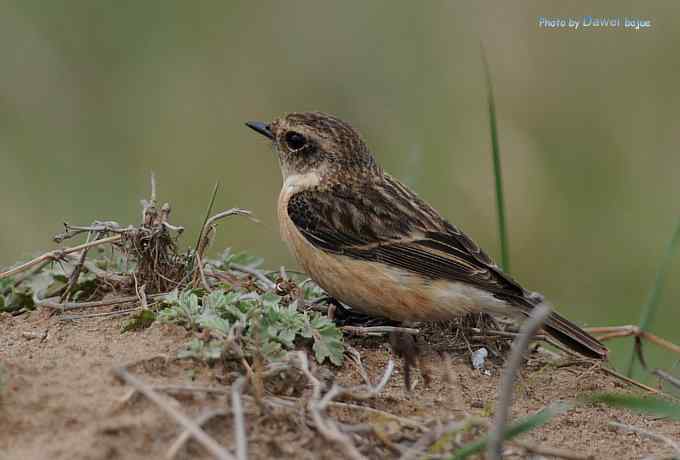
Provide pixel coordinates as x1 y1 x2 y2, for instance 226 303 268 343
245 121 273 140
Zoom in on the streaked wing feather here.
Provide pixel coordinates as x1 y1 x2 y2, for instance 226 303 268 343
287 176 526 301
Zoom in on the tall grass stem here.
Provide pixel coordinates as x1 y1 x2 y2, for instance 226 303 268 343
626 215 680 377
481 47 510 273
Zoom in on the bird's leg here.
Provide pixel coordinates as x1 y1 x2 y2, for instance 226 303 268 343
315 297 432 388
390 330 418 390
389 328 432 390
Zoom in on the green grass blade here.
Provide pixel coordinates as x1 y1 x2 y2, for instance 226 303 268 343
193 181 221 258
626 215 680 377
588 393 680 420
449 403 569 459
481 46 510 273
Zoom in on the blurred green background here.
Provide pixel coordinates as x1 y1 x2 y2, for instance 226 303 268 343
1 2 678 375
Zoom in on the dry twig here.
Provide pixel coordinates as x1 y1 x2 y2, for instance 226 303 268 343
0 235 122 280
275 396 426 430
598 366 667 396
587 325 680 356
54 221 127 243
60 306 143 321
167 408 228 459
296 351 368 460
341 325 420 336
60 239 91 302
230 263 276 290
231 376 248 460
38 293 168 311
194 207 257 287
113 367 235 460
487 303 551 460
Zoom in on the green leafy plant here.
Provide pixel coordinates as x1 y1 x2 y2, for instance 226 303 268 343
0 264 92 313
177 338 226 361
159 286 344 365
122 309 156 332
216 248 264 270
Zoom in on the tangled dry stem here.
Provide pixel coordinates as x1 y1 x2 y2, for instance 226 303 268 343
0 175 260 313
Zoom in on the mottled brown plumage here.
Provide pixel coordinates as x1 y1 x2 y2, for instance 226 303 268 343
246 112 607 359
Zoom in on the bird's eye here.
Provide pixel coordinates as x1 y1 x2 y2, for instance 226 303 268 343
285 131 307 150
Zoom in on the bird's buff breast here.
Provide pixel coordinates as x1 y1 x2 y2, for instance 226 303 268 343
277 186 505 322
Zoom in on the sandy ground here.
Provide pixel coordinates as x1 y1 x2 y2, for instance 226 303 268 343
1 309 679 460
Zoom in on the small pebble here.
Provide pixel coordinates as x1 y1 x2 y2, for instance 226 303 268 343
471 347 488 370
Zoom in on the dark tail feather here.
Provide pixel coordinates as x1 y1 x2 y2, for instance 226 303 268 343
540 310 608 359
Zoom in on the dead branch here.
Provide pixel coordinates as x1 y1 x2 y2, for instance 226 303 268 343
587 325 680 356
54 221 128 243
0 235 122 280
60 306 143 321
193 208 256 288
231 376 248 460
598 366 667 396
60 237 91 303
132 273 148 309
320 359 394 406
296 351 368 460
197 208 256 260
38 292 169 311
276 396 427 431
465 327 528 340
206 208 257 230
230 263 276 290
487 303 551 460
195 253 212 291
167 408 228 459
341 326 420 336
113 367 236 460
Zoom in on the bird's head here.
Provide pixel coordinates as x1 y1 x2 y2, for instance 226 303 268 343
246 112 379 184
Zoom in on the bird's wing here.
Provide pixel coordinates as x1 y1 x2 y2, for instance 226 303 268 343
287 175 528 302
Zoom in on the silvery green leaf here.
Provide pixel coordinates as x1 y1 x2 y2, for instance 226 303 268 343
261 291 280 309
177 338 205 359
197 312 231 337
301 282 325 300
309 313 343 365
260 339 283 359
229 251 263 268
203 290 228 311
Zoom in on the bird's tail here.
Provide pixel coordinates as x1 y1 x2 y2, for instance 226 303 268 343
540 310 608 359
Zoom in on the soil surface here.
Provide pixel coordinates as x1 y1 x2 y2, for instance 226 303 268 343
1 309 679 460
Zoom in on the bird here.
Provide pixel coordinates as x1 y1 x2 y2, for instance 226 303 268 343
245 111 608 360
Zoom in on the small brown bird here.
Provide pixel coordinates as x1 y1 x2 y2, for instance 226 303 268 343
246 112 607 359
